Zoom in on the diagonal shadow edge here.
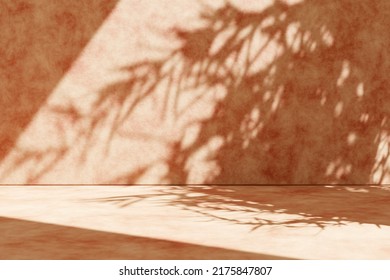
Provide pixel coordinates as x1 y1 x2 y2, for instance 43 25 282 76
0 216 294 260
0 0 119 162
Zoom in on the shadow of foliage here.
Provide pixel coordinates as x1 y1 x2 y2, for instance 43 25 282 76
88 185 390 230
85 0 390 185
10 0 390 186
169 185 390 229
82 1 390 230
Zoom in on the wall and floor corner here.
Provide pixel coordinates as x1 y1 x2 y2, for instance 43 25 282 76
0 0 389 260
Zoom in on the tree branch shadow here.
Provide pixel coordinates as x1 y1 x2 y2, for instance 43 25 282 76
55 0 390 185
89 185 390 230
7 0 390 204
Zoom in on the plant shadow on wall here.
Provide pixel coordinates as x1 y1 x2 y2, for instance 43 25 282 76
90 0 390 185
84 0 390 230
6 0 390 185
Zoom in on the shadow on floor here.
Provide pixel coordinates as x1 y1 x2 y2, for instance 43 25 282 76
92 186 390 230
0 216 292 259
174 186 390 230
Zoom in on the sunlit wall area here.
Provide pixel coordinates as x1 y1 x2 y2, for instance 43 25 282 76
1 0 390 184
0 0 119 165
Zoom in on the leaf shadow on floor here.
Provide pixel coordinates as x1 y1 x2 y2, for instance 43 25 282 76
88 185 390 231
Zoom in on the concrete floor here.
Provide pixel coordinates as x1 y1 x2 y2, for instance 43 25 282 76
0 185 389 259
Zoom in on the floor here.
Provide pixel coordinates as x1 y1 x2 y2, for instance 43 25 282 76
0 185 389 259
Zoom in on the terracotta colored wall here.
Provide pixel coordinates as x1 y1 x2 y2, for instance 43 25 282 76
0 0 117 160
1 0 390 184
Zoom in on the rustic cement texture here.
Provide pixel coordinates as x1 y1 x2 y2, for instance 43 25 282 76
0 0 118 163
2 0 390 184
0 186 389 259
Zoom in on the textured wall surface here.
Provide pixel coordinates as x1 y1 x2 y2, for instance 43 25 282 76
0 0 118 178
1 0 390 184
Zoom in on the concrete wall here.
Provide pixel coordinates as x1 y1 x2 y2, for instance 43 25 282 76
1 0 390 184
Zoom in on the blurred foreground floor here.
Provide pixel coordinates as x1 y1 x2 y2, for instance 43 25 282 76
0 185 389 259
